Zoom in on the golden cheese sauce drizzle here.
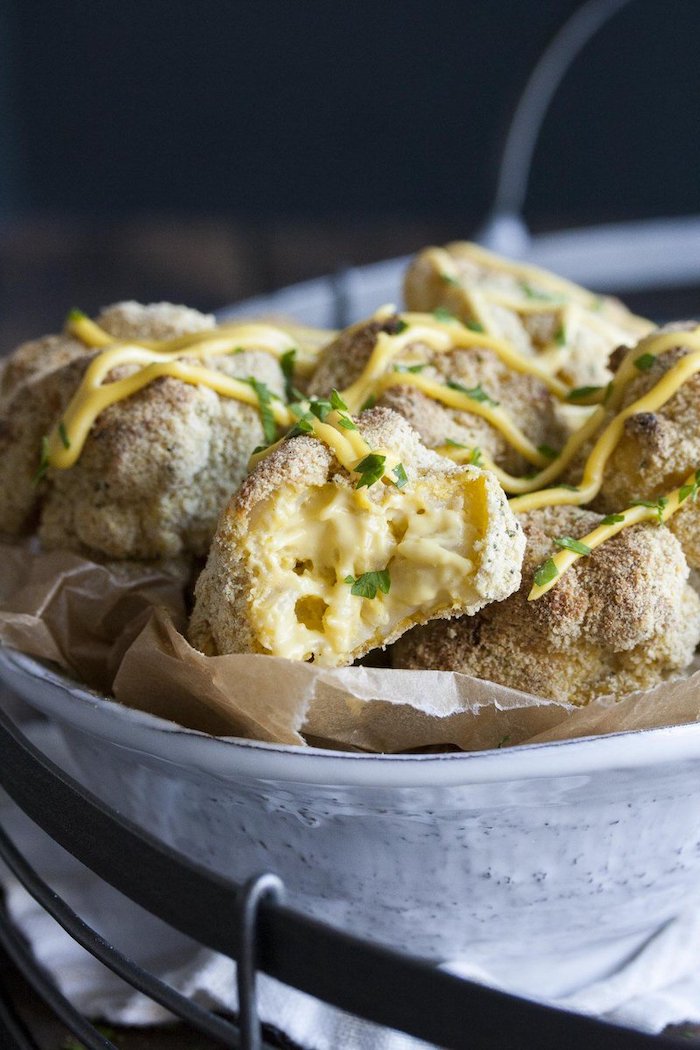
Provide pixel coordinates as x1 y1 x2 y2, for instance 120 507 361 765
48 320 301 469
67 311 327 375
510 328 700 514
528 467 700 601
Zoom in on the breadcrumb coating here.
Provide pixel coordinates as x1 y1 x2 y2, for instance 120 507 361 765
593 322 700 568
0 302 285 559
307 316 566 474
392 505 700 705
189 407 525 666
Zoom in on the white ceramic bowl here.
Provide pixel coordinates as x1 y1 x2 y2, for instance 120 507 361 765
3 647 700 999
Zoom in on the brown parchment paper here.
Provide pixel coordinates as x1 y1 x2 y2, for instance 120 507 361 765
1 540 700 752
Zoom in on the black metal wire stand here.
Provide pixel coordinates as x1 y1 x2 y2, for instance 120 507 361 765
0 706 690 1050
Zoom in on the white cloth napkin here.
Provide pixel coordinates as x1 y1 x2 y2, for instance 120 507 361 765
2 718 700 1049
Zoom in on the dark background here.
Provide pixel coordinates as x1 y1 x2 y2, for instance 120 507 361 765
0 0 698 342
3 0 699 224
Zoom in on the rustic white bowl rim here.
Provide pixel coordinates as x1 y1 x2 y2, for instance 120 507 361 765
3 646 700 789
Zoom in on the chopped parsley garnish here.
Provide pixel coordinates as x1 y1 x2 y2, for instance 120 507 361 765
344 569 391 599
533 558 559 588
554 536 592 556
392 318 409 334
631 496 668 525
679 471 700 503
245 378 277 443
288 415 314 437
330 388 348 411
566 385 603 402
537 444 558 461
66 307 86 323
634 352 656 372
280 348 303 402
443 439 482 466
392 463 408 489
58 421 71 449
465 319 485 333
497 733 511 749
600 513 625 525
433 307 457 323
360 394 377 412
393 362 427 374
33 436 50 485
520 283 561 303
446 380 499 407
336 414 358 430
309 398 333 422
555 324 566 346
440 272 460 287
354 452 386 489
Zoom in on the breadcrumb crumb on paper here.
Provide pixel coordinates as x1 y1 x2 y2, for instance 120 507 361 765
1 541 700 753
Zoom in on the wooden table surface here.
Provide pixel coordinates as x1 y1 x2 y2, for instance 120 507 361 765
1 213 700 1048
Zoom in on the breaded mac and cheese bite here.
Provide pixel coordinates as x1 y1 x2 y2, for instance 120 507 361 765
404 241 652 387
392 505 700 706
189 407 525 667
0 302 305 559
307 311 567 476
592 322 700 569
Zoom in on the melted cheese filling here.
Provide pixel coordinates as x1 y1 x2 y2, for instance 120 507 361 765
244 475 487 664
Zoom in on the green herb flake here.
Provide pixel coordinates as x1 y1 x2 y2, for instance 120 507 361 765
440 273 460 287
32 436 50 485
520 283 561 303
537 444 558 461
555 324 566 346
554 536 592 556
392 318 409 334
566 385 603 402
360 394 377 412
600 513 625 525
288 415 314 437
631 496 668 525
280 348 303 402
336 414 358 431
533 558 559 588
433 306 457 323
246 377 277 444
444 438 468 449
446 380 499 407
635 352 656 372
309 398 333 422
330 388 349 412
469 446 483 467
58 420 71 449
394 362 428 374
678 474 700 504
497 733 511 749
344 569 391 599
66 307 87 323
556 483 580 492
465 319 485 333
392 463 408 489
354 452 386 489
